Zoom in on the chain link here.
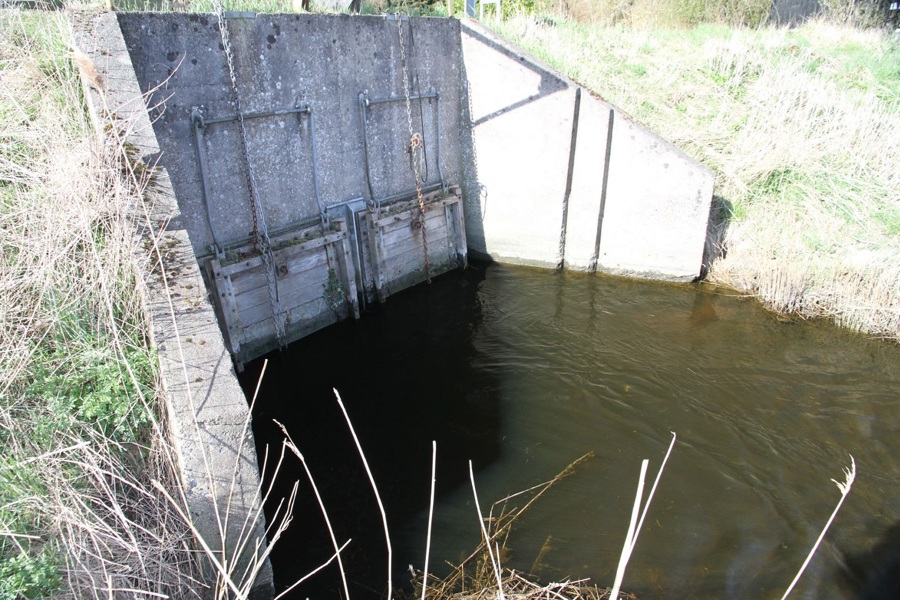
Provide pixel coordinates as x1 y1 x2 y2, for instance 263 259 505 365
213 1 287 346
397 15 431 284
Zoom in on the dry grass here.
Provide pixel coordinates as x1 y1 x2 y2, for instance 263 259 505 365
404 454 610 600
493 16 900 340
0 8 204 597
439 570 632 600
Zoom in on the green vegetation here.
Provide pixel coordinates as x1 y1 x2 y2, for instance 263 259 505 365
0 9 200 598
491 13 900 339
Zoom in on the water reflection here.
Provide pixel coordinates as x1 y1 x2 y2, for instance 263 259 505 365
244 262 900 600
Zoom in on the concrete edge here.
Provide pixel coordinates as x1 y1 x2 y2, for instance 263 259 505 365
69 8 275 598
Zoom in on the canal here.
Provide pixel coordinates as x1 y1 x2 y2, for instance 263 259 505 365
239 261 900 599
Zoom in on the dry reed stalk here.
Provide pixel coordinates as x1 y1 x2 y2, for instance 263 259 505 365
609 460 647 600
468 460 505 600
275 539 352 600
277 420 352 600
421 440 437 600
333 388 394 600
609 433 675 600
780 455 857 599
423 453 594 600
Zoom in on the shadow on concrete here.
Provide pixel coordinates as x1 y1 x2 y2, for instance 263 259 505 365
697 194 733 282
462 25 567 129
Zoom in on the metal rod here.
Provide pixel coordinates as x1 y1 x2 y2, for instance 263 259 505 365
364 90 439 106
359 92 376 203
305 104 328 229
196 104 311 127
359 90 446 207
434 93 446 193
191 108 222 255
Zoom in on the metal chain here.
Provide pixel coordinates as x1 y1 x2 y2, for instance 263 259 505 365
213 2 287 346
397 15 431 284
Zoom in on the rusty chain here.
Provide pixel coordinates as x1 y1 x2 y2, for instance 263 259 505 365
397 15 431 284
213 1 287 346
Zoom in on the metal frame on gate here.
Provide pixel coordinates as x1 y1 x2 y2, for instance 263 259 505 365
358 89 447 210
190 101 327 257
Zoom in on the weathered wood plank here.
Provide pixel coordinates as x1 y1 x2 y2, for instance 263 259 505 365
365 211 389 303
333 235 360 320
236 265 332 327
355 211 376 303
384 237 456 274
215 229 347 278
207 258 243 356
381 230 451 262
380 221 450 256
230 250 328 298
375 196 460 228
235 297 337 361
378 211 447 244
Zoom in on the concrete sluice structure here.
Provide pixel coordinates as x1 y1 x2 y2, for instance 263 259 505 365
73 10 713 597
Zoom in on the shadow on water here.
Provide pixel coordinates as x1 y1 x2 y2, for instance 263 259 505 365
239 262 501 599
839 520 900 600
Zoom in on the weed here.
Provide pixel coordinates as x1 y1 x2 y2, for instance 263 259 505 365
1 8 203 598
0 547 61 600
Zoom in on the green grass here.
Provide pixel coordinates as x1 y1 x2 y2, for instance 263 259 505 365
1 8 201 597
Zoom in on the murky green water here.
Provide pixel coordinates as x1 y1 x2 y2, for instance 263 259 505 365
242 262 900 599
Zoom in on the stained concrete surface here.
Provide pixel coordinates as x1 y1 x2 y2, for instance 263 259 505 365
118 13 471 257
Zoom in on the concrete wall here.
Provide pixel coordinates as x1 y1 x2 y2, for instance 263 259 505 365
460 22 715 281
118 12 470 258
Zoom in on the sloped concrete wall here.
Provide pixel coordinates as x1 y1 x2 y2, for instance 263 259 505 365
461 22 714 281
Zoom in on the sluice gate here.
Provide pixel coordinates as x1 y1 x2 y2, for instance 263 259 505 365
73 9 713 597
189 85 467 366
114 12 472 367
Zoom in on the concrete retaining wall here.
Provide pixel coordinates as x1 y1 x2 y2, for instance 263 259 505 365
460 22 714 281
117 12 470 258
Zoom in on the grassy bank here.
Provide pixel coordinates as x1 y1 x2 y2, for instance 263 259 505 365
0 9 201 597
491 15 900 340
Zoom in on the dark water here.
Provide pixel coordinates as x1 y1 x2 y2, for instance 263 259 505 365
239 262 900 600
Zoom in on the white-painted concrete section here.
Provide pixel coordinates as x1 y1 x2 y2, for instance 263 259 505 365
461 22 715 281
599 118 715 280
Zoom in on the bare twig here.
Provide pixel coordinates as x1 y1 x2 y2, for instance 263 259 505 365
277 421 351 600
469 460 505 600
421 440 437 600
